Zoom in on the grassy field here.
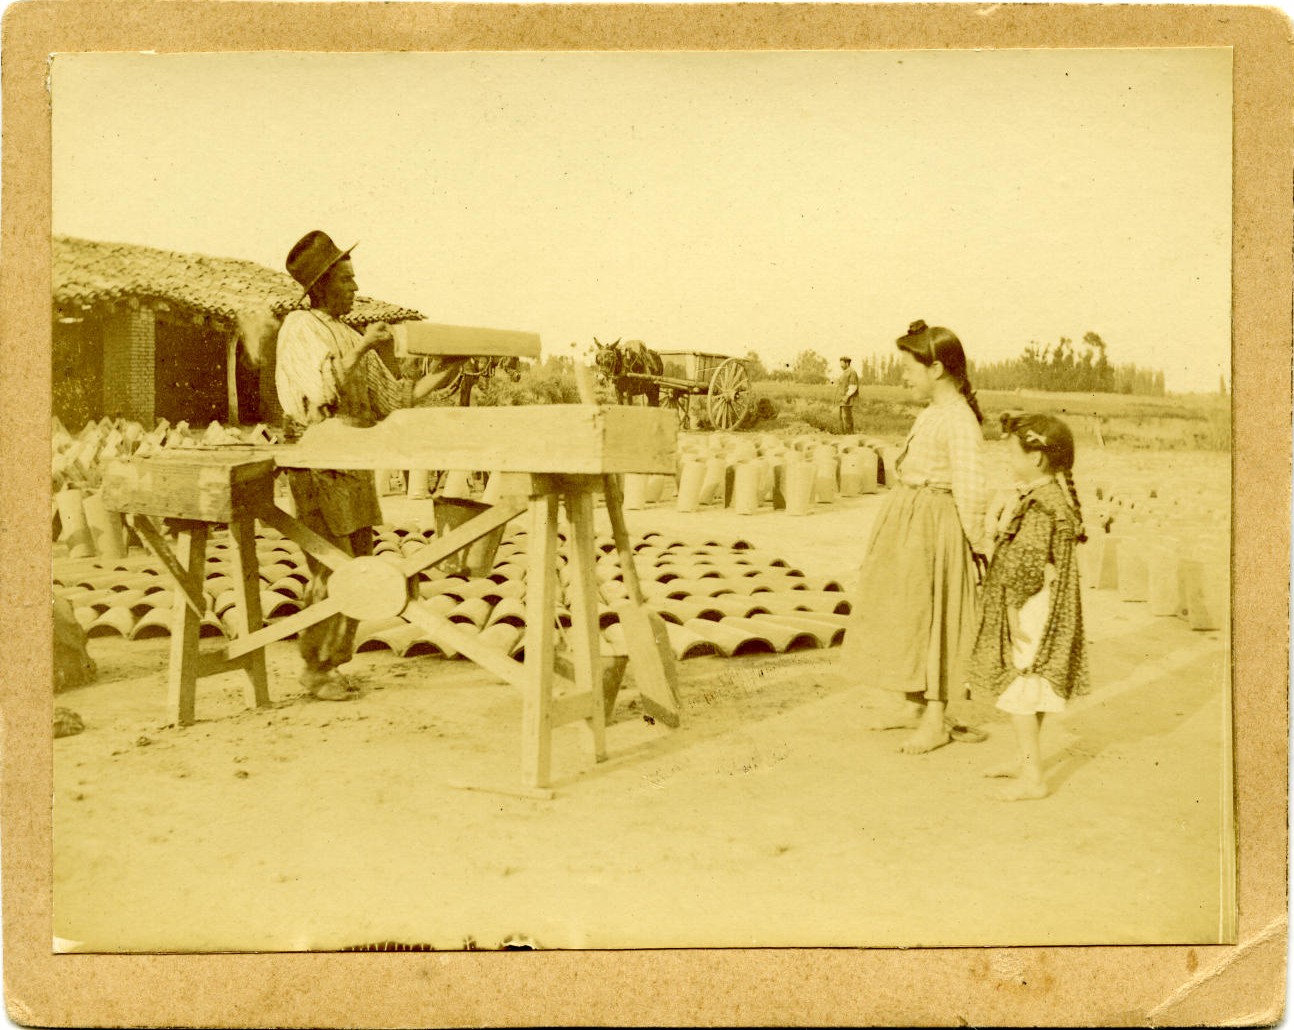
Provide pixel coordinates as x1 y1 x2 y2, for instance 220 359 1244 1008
753 381 1231 450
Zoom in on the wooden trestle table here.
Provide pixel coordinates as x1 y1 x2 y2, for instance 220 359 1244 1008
101 405 680 797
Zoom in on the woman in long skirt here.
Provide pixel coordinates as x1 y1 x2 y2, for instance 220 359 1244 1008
841 320 990 753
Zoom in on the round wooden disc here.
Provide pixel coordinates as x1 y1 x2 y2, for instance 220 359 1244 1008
328 556 409 621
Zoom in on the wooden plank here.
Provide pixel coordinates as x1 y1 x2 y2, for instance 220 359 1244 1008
563 488 607 760
258 505 351 572
228 516 271 709
602 474 682 728
102 453 275 522
520 494 559 789
446 780 555 802
128 515 207 617
397 499 526 580
165 525 207 727
393 321 542 359
400 601 525 689
225 596 341 660
276 406 676 475
550 690 599 729
194 650 253 680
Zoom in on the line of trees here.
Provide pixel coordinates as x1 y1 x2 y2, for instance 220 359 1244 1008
751 332 1167 396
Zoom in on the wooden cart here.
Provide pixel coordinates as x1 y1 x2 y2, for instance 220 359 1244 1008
101 405 680 797
631 351 754 431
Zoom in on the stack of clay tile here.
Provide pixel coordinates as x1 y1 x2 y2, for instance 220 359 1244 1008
52 415 282 562
1081 476 1228 633
620 430 901 516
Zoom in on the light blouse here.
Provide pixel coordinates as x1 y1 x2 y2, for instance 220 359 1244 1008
895 398 990 553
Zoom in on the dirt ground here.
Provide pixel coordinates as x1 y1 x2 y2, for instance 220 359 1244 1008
51 446 1231 952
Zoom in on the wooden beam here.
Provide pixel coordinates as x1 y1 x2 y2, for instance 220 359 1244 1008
258 504 351 572
128 515 207 617
224 596 341 660
519 494 560 789
397 499 526 580
165 523 207 726
276 406 677 475
226 333 240 426
401 600 525 689
602 474 682 727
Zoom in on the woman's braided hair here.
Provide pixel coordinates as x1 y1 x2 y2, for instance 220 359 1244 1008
896 320 984 424
999 410 1087 543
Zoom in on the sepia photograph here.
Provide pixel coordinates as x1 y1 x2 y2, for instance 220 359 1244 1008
44 44 1236 956
5 2 1290 1024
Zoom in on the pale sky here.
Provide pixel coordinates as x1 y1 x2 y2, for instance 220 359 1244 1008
51 48 1232 392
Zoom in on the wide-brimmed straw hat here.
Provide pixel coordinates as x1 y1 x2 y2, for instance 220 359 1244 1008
285 230 357 300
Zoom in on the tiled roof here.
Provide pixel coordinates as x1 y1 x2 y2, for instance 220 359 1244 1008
52 235 423 328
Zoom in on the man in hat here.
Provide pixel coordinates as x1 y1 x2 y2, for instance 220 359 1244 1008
275 230 455 701
836 356 860 434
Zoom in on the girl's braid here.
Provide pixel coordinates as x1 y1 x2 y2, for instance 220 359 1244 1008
1060 467 1088 544
956 375 985 425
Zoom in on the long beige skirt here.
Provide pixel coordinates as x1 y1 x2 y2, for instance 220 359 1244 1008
840 484 979 702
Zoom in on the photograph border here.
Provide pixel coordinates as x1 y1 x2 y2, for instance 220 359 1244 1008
3 3 1289 1025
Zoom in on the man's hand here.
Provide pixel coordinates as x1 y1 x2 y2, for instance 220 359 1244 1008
361 321 393 351
337 321 393 382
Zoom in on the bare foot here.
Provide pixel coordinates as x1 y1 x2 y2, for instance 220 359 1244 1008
301 668 332 690
860 710 922 731
860 698 924 731
302 669 357 702
309 681 355 702
982 759 1022 779
898 725 951 754
997 778 1049 801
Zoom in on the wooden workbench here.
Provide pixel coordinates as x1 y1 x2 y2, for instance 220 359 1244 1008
101 406 680 796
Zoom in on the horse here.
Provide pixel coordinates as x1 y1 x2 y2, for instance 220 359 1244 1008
593 337 663 406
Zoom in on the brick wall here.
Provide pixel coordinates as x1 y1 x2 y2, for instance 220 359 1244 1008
102 305 155 424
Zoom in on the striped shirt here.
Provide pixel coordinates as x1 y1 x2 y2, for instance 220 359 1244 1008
274 309 413 429
896 398 990 553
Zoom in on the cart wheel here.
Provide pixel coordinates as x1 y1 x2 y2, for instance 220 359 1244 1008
706 358 752 430
662 389 690 428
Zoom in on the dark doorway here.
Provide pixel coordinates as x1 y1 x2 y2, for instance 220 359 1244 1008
52 317 104 429
154 319 227 425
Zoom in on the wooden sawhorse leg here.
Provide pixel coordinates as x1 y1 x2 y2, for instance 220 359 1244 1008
562 485 608 766
132 514 271 727
518 478 609 792
225 514 270 710
520 492 559 790
163 521 208 727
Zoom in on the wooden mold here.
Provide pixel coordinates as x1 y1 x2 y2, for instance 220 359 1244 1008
277 406 677 475
393 321 542 359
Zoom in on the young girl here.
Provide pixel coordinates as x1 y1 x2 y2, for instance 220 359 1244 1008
969 412 1090 800
842 320 990 754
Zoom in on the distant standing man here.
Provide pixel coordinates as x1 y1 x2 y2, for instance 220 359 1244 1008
275 230 453 701
837 356 860 434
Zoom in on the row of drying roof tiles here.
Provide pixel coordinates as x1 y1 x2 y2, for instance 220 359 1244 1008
54 526 851 659
59 581 849 660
